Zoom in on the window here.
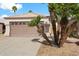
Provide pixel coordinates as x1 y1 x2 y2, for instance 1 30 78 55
10 22 27 25
19 22 22 25
40 21 44 24
23 22 26 25
15 22 18 25
10 22 14 25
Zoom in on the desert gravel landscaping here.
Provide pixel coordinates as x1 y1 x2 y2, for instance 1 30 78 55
37 37 79 56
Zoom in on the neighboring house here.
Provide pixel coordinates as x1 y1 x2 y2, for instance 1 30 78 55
0 12 50 37
0 18 6 34
1 23 5 34
0 23 3 34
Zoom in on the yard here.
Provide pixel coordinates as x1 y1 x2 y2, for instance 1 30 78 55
0 34 79 56
37 37 79 56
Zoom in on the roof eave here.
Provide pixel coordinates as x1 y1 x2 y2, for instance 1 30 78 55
4 16 49 20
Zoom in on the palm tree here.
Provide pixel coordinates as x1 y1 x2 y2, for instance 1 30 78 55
12 6 17 13
28 10 32 13
28 16 52 45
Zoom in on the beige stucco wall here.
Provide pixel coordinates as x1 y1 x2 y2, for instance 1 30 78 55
3 18 50 36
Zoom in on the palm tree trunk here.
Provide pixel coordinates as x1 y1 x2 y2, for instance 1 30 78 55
36 25 52 46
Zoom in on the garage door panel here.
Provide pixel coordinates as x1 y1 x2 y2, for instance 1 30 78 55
10 22 38 37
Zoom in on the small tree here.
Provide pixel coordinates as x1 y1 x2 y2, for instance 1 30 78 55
48 3 79 47
28 16 52 45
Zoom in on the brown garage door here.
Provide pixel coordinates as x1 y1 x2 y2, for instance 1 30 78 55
10 22 39 37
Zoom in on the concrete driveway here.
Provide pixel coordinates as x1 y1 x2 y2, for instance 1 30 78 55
0 36 43 56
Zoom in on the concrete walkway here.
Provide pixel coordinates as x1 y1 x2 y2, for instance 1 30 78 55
0 36 43 56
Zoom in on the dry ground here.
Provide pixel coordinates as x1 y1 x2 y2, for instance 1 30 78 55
37 38 79 56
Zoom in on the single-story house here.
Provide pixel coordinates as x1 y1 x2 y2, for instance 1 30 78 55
0 12 50 37
0 23 5 34
0 23 4 34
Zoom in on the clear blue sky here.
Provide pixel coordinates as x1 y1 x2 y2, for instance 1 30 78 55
0 3 49 16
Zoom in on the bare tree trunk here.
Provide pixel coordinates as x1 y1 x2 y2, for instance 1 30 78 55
49 11 59 45
59 27 68 47
59 16 68 47
36 25 52 46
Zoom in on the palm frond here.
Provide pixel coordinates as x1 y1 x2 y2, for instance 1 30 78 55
12 6 17 13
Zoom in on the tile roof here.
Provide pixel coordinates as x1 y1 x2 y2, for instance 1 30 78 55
4 12 49 19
